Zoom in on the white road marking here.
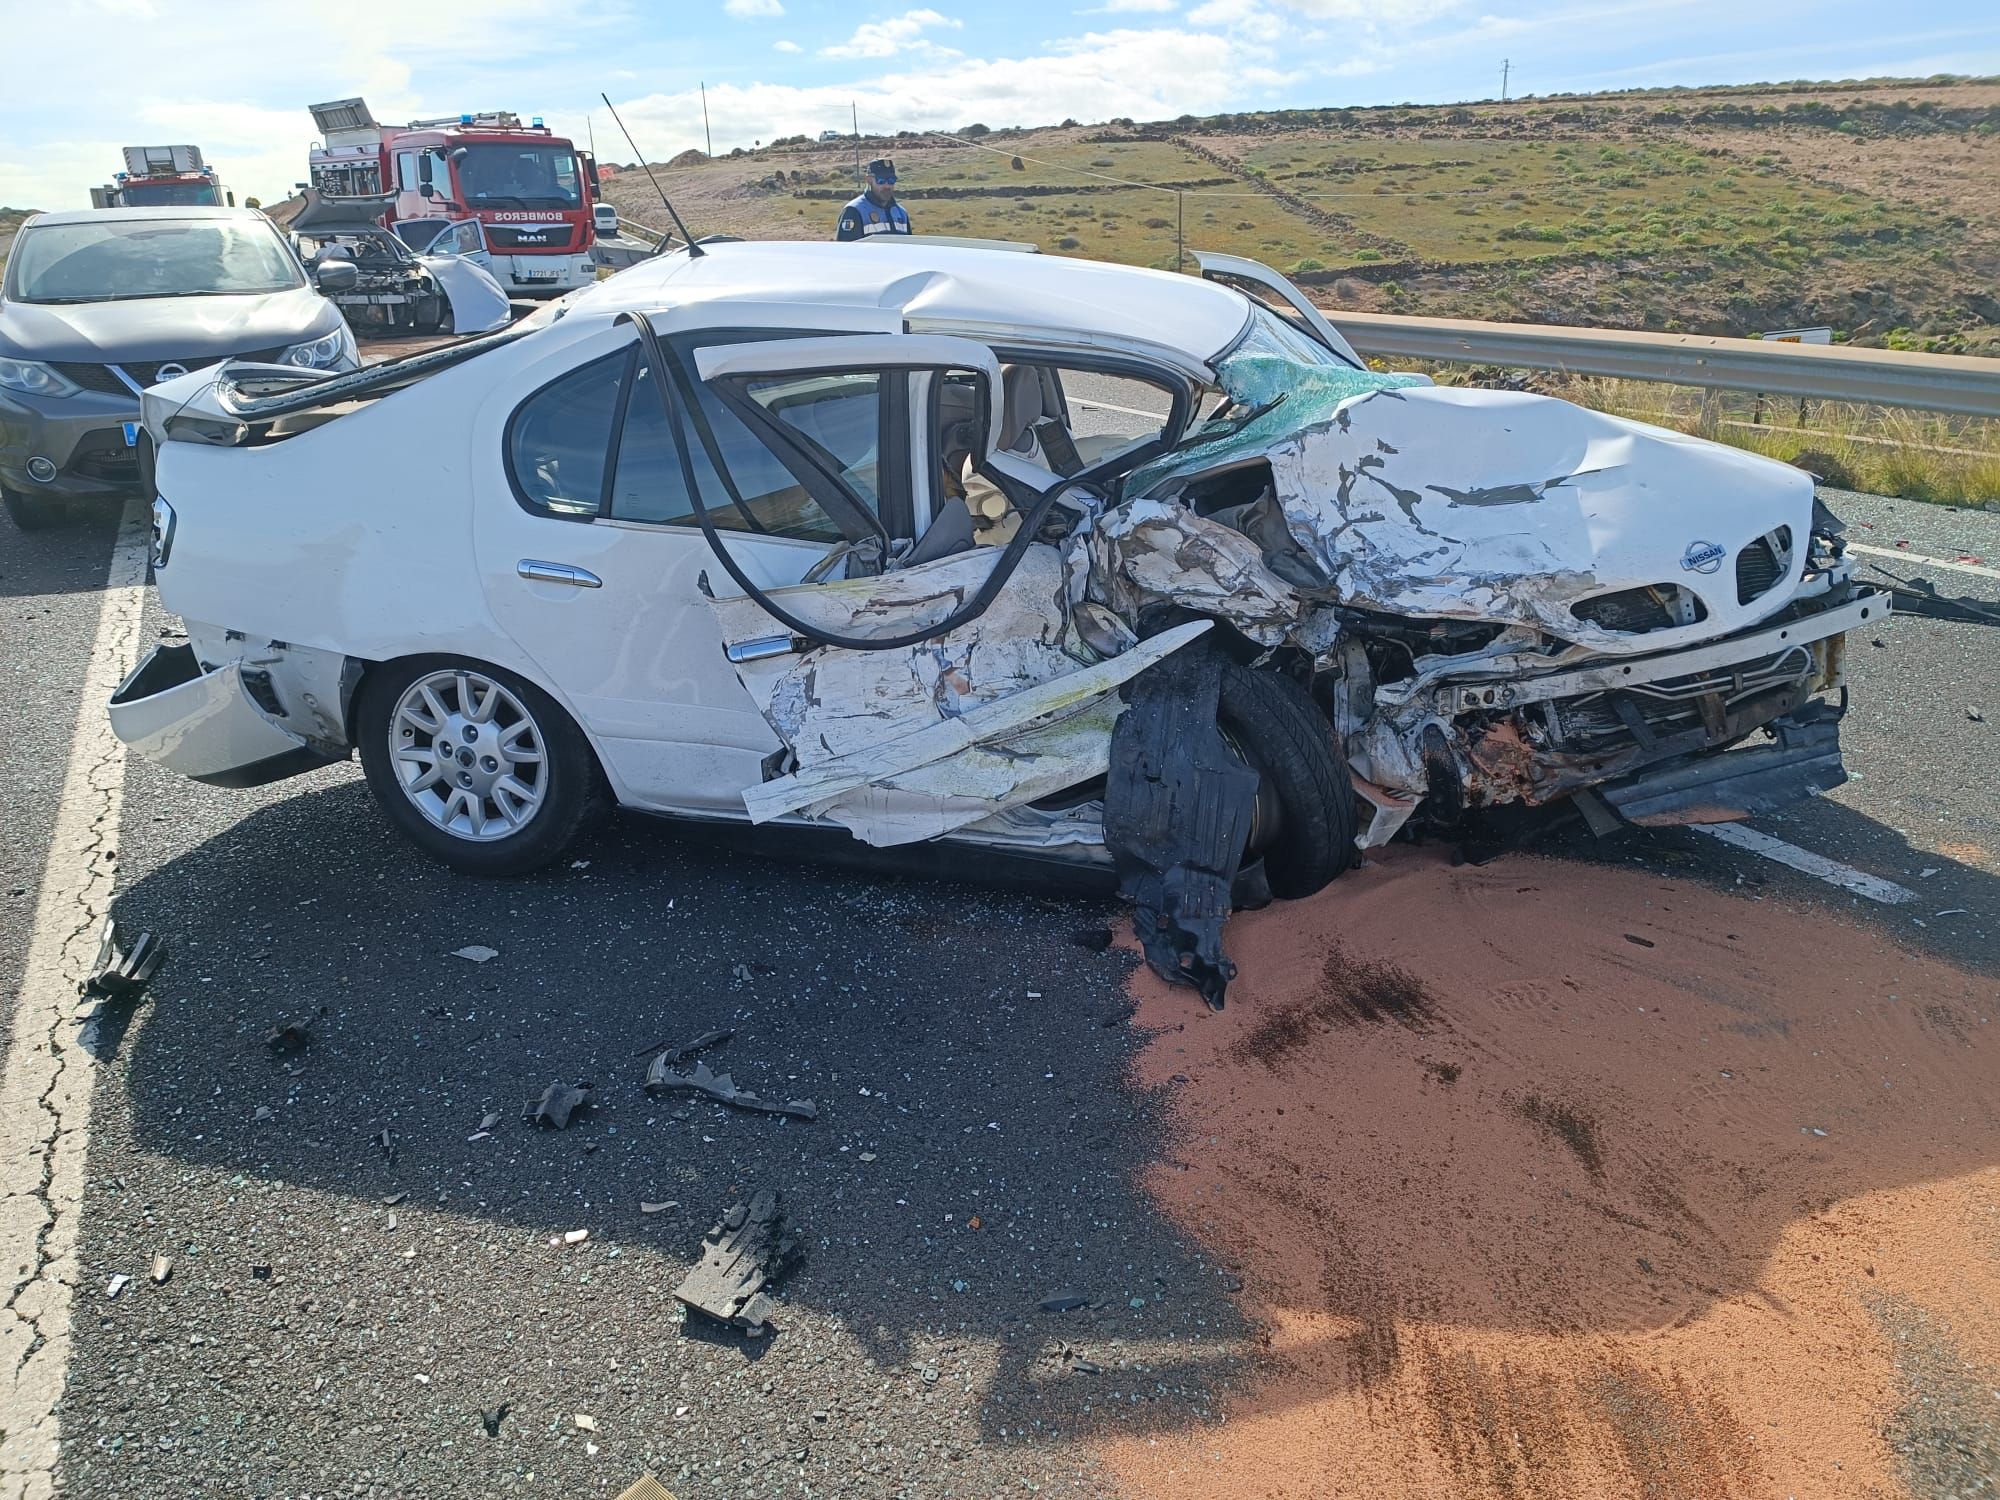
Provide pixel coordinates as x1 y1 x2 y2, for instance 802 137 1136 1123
1693 822 1917 905
0 500 151 1497
1069 396 1169 423
1846 541 2000 582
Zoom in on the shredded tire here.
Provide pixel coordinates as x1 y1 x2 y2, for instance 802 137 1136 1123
1217 664 1356 898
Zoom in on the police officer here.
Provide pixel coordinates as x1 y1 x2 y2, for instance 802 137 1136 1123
836 159 912 241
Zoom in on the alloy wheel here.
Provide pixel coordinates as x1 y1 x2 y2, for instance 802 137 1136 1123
387 668 549 842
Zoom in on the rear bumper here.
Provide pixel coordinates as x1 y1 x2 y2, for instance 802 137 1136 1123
109 644 341 787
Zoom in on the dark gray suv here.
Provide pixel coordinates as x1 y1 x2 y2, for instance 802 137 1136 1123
0 206 357 530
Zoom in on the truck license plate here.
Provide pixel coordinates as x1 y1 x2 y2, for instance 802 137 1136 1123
520 270 559 282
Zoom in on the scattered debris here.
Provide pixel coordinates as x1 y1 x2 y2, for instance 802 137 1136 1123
105 1274 130 1299
613 1476 677 1500
150 1255 172 1285
451 945 500 963
1970 706 1987 723
1623 934 1657 948
528 1082 592 1129
263 1017 315 1053
372 1128 394 1157
1104 646 1257 1010
674 1189 799 1335
574 1413 598 1432
556 1229 589 1246
253 1105 273 1122
1039 1289 1091 1313
1071 928 1116 952
251 1263 271 1280
645 1056 817 1120
635 1028 733 1064
83 920 166 1001
858 1152 877 1163
731 964 753 984
640 1201 678 1215
480 1403 509 1438
468 1108 503 1141
382 1191 408 1207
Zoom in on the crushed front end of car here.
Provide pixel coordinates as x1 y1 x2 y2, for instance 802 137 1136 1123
1115 336 1886 847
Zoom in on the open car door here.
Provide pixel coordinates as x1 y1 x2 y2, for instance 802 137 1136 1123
415 222 511 335
663 329 1209 847
1192 250 1366 369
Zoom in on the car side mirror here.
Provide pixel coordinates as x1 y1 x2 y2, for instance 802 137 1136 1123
419 182 436 199
315 260 359 294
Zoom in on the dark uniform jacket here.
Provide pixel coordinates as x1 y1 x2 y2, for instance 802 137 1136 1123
836 194 912 241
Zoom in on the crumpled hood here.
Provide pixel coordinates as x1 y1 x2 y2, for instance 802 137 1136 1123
0 286 336 363
1141 371 1816 654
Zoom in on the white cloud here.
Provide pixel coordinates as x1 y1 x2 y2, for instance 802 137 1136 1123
724 0 784 15
0 0 624 208
1087 0 1177 11
617 26 1299 162
822 8 965 60
774 38 803 52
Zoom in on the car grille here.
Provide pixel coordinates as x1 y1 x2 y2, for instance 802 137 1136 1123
486 224 575 250
1736 526 1792 605
1571 584 1707 634
51 347 290 396
1551 645 1817 751
67 429 142 484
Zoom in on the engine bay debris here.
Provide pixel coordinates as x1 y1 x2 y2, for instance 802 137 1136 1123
674 1189 799 1335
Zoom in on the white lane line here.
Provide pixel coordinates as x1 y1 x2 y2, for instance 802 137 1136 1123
1070 396 1170 422
0 499 151 1496
1693 823 1916 905
1846 541 2000 582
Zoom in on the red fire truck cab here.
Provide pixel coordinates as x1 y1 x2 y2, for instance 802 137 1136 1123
307 98 600 298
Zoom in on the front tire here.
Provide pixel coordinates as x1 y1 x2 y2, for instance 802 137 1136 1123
355 657 604 875
1218 664 1356 898
2 486 61 532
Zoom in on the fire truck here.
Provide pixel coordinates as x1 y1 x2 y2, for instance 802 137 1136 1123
306 98 601 298
90 146 234 209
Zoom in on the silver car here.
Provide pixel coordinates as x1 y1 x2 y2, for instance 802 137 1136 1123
0 206 357 530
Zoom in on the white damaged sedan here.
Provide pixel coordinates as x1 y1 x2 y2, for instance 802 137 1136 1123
111 240 1886 1002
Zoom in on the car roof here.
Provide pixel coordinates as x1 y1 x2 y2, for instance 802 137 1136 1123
23 207 269 228
575 239 1253 367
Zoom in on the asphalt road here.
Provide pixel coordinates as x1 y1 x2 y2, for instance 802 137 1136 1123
1 484 1995 1498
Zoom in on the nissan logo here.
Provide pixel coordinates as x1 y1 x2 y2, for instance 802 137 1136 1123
1680 540 1727 575
154 363 189 382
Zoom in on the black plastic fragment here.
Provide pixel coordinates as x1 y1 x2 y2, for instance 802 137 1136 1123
480 1403 510 1437
674 1188 799 1335
1102 643 1258 1010
83 920 166 1001
528 1081 592 1129
644 1056 817 1120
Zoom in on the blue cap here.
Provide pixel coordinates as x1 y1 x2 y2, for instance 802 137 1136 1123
866 157 897 185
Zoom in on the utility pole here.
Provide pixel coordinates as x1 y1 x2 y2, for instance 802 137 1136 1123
1176 190 1184 273
1501 58 1511 102
701 83 713 159
852 101 861 184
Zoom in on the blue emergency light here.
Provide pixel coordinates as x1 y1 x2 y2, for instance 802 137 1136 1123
460 113 474 125
531 116 544 128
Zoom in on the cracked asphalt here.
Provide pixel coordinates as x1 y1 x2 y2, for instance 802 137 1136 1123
0 485 1995 1498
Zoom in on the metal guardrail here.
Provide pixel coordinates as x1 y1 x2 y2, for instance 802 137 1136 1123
1329 310 2000 419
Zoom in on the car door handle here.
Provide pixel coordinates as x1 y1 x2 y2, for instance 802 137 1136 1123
517 560 602 588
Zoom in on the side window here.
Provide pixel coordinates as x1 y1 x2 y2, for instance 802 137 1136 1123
611 362 845 543
452 221 483 256
395 152 419 193
988 362 1177 475
740 372 884 510
507 351 626 517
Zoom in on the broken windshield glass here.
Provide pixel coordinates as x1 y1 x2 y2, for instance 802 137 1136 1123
1123 315 1424 498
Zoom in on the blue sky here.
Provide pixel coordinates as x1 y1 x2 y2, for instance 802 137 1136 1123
1 0 1994 210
